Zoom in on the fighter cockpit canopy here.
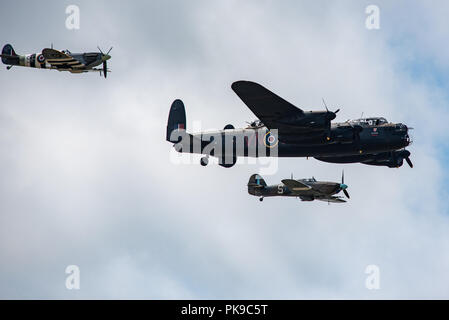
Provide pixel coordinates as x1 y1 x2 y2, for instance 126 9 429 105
349 117 388 126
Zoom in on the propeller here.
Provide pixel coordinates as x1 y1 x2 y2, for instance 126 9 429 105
322 98 340 140
97 46 112 79
322 98 340 118
405 157 413 168
103 60 107 78
401 150 413 168
97 46 113 55
340 170 350 199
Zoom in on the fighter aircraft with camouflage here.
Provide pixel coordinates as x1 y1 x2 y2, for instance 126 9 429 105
166 80 413 168
248 172 350 203
0 44 112 78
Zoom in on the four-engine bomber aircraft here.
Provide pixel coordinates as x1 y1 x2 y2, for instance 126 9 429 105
167 80 413 168
1 44 112 78
248 172 350 203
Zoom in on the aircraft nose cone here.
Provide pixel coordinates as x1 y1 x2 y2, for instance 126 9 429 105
396 123 408 132
103 54 111 61
340 183 348 190
403 150 411 158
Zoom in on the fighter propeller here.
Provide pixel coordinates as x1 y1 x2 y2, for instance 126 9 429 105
340 170 350 199
97 46 112 78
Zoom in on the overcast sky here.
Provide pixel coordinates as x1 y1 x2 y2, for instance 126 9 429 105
1 0 449 299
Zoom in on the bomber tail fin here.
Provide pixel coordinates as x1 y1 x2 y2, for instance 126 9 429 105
166 99 187 143
1 44 19 65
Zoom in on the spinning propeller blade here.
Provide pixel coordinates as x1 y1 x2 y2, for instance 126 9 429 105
340 170 350 199
405 156 413 168
322 98 328 112
322 98 340 140
97 46 111 79
103 60 107 78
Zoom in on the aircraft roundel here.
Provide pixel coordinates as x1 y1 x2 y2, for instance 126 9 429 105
37 54 45 63
264 131 278 148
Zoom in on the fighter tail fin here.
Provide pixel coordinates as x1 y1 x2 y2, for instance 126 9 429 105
247 174 267 187
247 174 266 195
1 44 19 65
166 99 187 143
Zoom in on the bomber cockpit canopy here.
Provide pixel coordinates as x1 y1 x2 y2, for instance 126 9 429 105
303 177 317 182
349 117 388 126
246 119 265 129
62 49 71 55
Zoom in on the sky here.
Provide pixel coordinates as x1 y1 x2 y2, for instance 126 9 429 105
1 0 449 299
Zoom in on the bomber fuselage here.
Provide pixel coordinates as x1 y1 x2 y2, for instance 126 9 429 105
177 119 410 158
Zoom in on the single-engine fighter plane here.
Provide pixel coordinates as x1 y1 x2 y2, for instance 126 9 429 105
166 80 413 168
1 44 112 78
248 172 350 203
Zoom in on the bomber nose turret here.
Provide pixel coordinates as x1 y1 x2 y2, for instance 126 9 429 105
395 123 408 132
394 123 412 146
405 132 413 146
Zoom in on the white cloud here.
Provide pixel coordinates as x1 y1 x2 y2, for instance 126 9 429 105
0 0 449 299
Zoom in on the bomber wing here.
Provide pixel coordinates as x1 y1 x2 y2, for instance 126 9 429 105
232 81 304 131
232 81 336 140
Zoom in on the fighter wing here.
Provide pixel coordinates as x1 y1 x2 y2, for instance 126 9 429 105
42 48 85 69
232 81 304 130
281 179 311 192
316 196 346 203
